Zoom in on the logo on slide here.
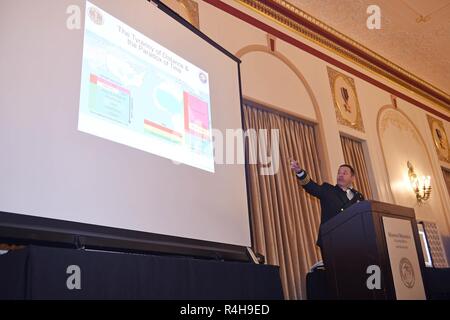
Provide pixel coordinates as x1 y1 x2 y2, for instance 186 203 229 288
399 257 415 288
88 6 104 25
199 72 207 84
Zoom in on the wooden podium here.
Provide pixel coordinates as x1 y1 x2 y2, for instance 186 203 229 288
320 200 428 300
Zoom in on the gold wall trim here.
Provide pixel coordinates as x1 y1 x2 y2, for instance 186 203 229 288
427 115 450 164
236 43 333 181
327 67 365 132
179 0 200 29
162 0 199 28
235 0 450 111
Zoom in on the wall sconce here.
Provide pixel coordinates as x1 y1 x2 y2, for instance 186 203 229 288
407 161 431 204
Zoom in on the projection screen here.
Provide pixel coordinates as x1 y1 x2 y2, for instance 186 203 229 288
0 0 251 248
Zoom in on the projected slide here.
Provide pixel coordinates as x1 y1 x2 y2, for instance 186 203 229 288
78 2 214 172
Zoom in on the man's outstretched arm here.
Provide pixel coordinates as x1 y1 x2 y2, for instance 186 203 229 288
290 160 323 199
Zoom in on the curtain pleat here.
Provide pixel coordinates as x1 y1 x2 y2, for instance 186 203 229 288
243 102 323 300
340 135 373 200
442 168 450 198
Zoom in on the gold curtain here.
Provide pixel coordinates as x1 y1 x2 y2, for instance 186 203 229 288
340 135 373 200
442 167 450 198
243 101 323 300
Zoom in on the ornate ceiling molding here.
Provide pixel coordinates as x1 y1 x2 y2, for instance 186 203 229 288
236 0 450 110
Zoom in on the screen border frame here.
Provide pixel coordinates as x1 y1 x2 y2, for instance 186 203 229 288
0 0 254 262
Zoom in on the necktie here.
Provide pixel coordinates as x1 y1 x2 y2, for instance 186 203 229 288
346 189 354 200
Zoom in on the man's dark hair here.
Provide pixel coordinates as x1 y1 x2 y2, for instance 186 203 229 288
339 164 355 176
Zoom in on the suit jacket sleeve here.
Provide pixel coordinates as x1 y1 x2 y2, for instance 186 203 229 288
296 170 323 199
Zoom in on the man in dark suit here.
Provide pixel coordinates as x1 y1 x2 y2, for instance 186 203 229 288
290 160 365 250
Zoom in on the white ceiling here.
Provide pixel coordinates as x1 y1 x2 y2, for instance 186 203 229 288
290 0 450 96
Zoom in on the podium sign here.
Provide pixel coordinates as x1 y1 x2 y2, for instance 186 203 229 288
382 217 426 300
